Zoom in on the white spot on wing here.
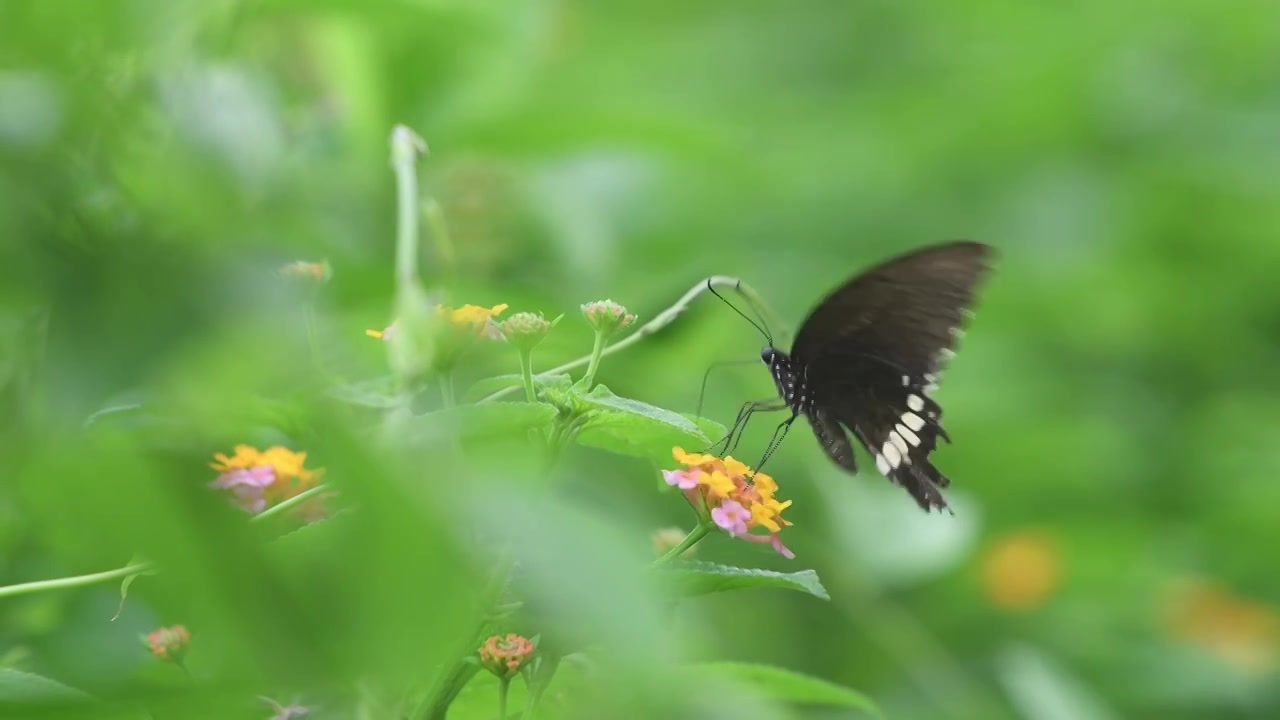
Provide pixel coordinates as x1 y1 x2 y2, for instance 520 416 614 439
902 412 926 431
901 375 909 386
907 394 924 411
875 453 889 475
882 442 902 469
896 423 920 447
889 431 910 456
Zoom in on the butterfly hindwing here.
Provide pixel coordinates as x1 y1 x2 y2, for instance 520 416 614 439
790 241 992 512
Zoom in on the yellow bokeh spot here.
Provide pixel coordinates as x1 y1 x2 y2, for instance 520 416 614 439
1166 579 1279 674
979 530 1060 611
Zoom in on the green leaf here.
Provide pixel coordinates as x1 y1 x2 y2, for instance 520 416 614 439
0 668 93 705
573 385 713 464
463 373 573 402
689 662 879 715
659 560 830 601
111 555 157 622
410 402 558 441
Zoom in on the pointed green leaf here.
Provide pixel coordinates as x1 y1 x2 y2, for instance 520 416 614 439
0 668 93 705
573 385 713 464
660 560 829 600
689 662 879 715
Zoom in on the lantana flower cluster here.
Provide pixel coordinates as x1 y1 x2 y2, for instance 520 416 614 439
663 447 795 559
478 633 536 680
143 624 190 663
209 445 325 519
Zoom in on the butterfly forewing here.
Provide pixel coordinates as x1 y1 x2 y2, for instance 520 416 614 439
791 241 992 512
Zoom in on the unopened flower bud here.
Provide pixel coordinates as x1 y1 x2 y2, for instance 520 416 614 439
142 625 190 664
581 300 636 338
478 633 535 679
653 527 696 558
500 312 562 351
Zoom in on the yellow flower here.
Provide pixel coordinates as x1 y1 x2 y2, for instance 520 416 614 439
438 303 508 333
210 444 264 472
699 470 736 500
722 456 752 477
366 303 508 343
751 471 778 499
673 447 719 468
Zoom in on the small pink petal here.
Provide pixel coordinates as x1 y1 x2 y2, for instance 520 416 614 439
662 469 698 490
711 500 750 536
740 532 796 559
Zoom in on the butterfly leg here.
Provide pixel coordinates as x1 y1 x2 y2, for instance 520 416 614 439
753 412 798 474
709 398 787 456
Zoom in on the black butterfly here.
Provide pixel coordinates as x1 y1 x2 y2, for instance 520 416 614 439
716 241 994 513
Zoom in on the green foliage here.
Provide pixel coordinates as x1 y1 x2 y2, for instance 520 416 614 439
4 0 1280 718
660 561 830 601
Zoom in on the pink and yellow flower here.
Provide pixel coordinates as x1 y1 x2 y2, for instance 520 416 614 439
664 447 795 559
210 445 327 520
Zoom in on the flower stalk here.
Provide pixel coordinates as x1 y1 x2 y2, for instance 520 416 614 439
653 521 712 566
518 349 537 403
580 331 606 390
0 562 152 600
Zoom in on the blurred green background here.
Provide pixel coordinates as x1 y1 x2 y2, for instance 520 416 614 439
4 0 1280 718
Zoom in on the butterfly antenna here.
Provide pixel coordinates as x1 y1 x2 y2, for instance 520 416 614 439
707 278 773 345
733 279 777 345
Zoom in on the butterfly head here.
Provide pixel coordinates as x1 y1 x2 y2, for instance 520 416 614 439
760 346 781 369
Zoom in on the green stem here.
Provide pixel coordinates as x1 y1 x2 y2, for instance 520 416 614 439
251 484 330 524
580 331 606 390
0 563 152 600
497 677 510 719
518 349 537 403
391 125 425 291
439 374 456 409
653 522 712 566
479 276 788 403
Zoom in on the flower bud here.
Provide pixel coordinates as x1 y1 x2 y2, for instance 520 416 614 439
478 633 535 679
580 300 636 338
500 312 562 351
142 625 191 663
